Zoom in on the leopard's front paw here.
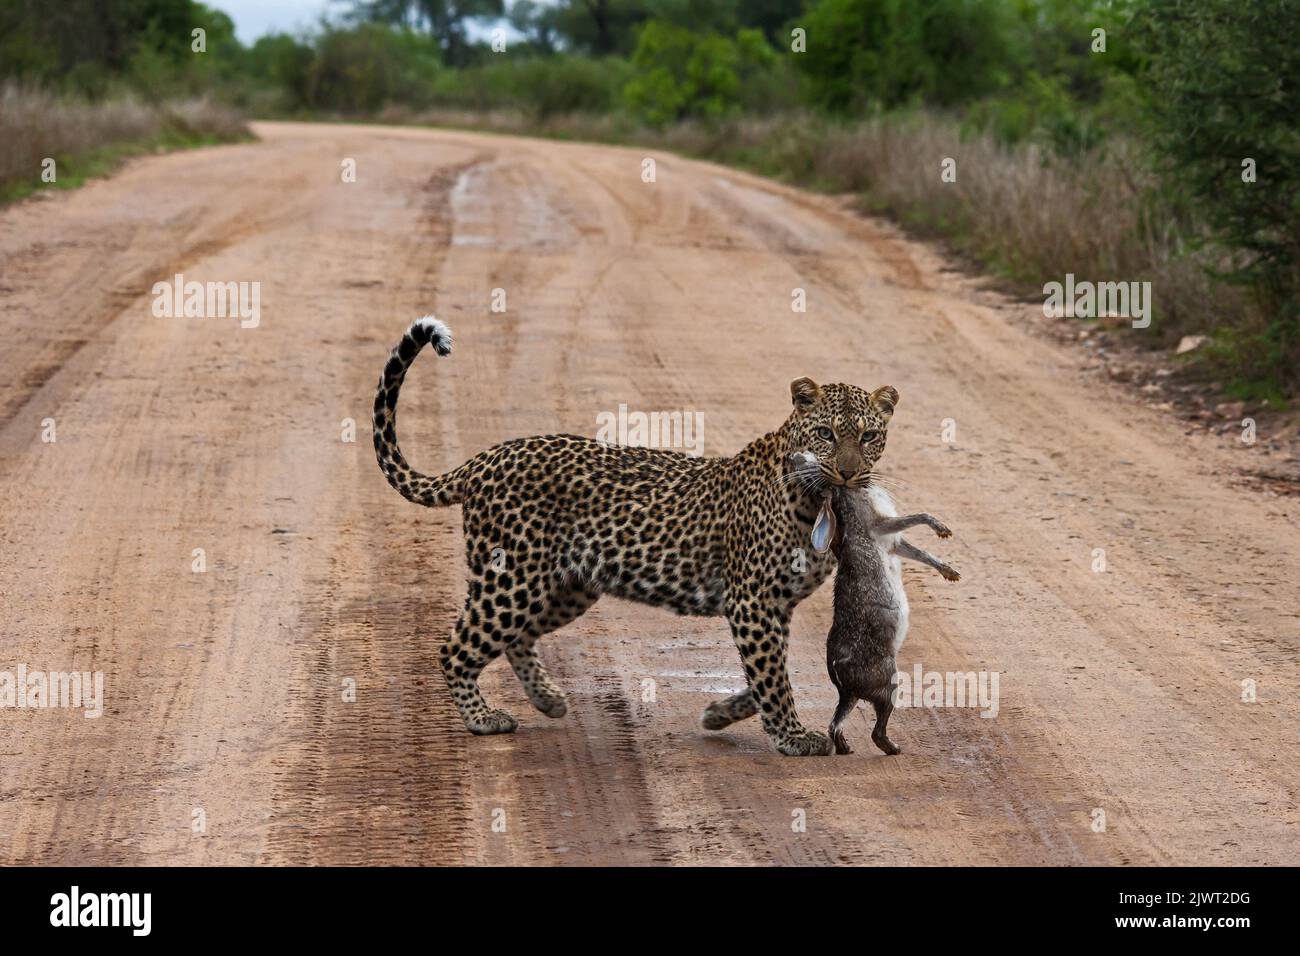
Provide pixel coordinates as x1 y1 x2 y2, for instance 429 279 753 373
466 708 519 735
776 728 834 756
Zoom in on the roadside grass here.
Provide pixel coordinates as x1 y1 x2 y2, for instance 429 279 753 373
0 84 250 204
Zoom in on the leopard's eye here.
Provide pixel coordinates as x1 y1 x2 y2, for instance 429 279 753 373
861 430 879 444
815 427 834 442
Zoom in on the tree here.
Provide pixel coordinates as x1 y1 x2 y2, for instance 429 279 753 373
545 0 652 56
509 0 560 54
623 20 776 125
356 0 504 66
0 0 200 92
1139 0 1300 387
306 22 441 111
796 0 1015 112
248 33 314 108
734 0 806 46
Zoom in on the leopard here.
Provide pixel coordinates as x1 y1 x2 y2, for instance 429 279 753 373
372 315 899 756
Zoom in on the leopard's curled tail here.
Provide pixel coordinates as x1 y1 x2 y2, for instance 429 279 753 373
373 316 466 507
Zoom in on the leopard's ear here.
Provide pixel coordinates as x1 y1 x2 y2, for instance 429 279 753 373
791 377 822 411
870 385 899 421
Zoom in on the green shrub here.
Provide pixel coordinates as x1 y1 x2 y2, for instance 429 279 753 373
305 24 441 113
623 20 777 126
962 74 1109 153
796 0 1016 112
247 34 314 111
429 55 633 117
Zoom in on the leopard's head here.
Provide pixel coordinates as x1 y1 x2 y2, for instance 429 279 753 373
785 377 897 488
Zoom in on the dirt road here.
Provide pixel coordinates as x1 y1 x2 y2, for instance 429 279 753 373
0 121 1296 865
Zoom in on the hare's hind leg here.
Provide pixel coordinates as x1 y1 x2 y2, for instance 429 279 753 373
868 686 901 755
829 691 858 755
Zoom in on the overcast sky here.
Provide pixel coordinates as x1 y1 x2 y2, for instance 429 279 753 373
217 0 346 42
216 0 521 44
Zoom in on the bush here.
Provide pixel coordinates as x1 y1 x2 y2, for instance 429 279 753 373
1139 0 1300 391
246 34 314 112
796 0 1017 112
623 20 777 126
427 55 633 117
510 56 628 116
305 24 441 114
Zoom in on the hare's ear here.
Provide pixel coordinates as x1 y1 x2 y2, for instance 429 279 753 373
870 385 899 421
791 377 821 410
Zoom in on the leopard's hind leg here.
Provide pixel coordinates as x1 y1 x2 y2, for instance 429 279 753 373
440 583 525 735
440 541 553 735
505 585 599 719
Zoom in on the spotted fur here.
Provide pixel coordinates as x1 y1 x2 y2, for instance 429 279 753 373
374 317 899 756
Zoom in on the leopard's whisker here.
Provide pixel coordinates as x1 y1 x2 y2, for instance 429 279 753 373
865 473 909 490
868 470 910 486
779 473 813 490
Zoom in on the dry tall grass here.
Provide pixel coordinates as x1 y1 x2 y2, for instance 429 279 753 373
0 84 248 192
664 113 1239 345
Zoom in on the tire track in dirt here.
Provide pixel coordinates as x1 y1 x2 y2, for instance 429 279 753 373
420 147 680 865
0 155 310 432
261 153 490 865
